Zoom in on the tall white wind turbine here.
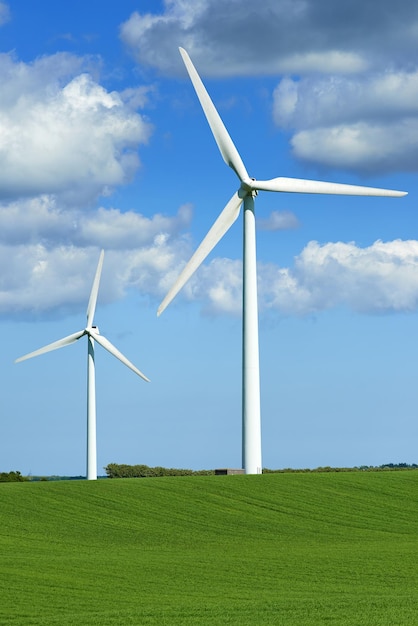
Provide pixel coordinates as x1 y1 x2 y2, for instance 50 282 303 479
158 47 407 475
16 250 150 480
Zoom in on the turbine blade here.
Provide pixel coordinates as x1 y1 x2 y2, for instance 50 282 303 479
87 249 105 328
158 191 243 316
179 47 249 183
15 330 85 363
253 177 407 197
89 330 150 382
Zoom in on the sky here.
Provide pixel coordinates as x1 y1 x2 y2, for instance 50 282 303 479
1 0 418 476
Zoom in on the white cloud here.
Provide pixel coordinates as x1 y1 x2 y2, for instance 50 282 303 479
120 6 368 77
193 258 242 315
257 210 300 231
159 238 418 317
274 72 418 130
273 71 418 173
0 196 194 315
0 238 189 316
289 122 418 174
0 9 415 319
0 196 73 245
120 0 418 77
143 237 418 318
76 204 192 249
0 196 193 248
1 192 417 318
260 239 418 315
0 245 99 315
273 78 299 128
279 51 367 75
0 54 152 203
0 2 10 26
118 1 418 174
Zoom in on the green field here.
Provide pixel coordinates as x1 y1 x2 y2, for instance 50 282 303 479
1 471 418 625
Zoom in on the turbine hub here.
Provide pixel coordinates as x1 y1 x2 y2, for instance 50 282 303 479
239 178 258 197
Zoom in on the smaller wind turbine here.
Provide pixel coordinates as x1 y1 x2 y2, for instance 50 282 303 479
15 250 150 480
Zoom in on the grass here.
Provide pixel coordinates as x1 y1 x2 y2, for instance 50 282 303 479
1 471 418 625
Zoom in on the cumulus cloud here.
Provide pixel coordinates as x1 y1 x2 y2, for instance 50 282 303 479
0 238 190 317
0 196 73 245
0 196 193 247
1 189 417 318
257 210 299 231
75 203 192 249
0 195 193 316
274 72 418 130
0 48 184 317
262 239 418 315
0 2 10 25
120 4 366 77
0 3 415 320
147 238 418 318
191 258 242 315
118 0 418 174
289 123 418 174
0 53 152 204
120 0 418 76
273 71 418 173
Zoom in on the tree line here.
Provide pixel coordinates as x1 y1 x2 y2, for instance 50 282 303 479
105 462 418 479
1 462 417 481
0 471 29 482
104 463 215 478
264 463 418 473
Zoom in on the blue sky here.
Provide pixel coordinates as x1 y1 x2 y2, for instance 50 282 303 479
1 0 417 476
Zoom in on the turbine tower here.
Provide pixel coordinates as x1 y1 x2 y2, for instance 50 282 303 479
16 250 150 480
158 47 407 475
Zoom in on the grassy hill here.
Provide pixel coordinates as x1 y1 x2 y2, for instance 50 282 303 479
1 471 418 625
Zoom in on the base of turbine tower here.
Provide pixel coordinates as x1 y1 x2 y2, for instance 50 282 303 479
214 468 245 476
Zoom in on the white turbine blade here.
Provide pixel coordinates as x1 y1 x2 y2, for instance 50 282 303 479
252 177 407 197
158 191 243 316
15 330 85 363
89 329 150 382
87 249 105 328
179 47 249 183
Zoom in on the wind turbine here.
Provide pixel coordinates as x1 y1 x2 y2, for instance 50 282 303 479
158 47 407 475
16 250 150 480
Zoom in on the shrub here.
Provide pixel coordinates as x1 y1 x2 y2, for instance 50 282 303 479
0 471 29 482
104 463 214 478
